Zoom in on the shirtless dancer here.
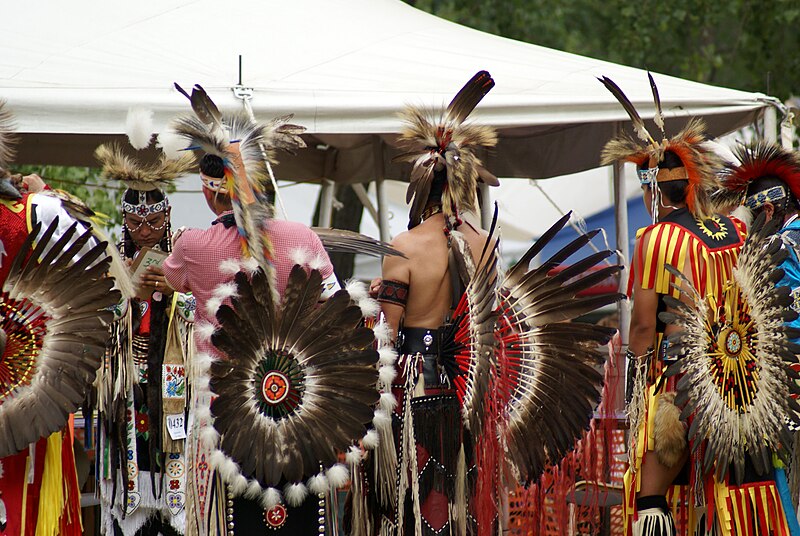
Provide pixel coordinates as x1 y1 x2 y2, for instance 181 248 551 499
371 70 499 536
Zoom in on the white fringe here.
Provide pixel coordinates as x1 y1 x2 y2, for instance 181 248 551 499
229 474 248 496
379 366 397 388
199 426 219 449
379 391 397 412
205 295 223 316
373 409 392 428
209 449 227 470
193 404 211 424
308 254 326 271
212 282 238 300
373 321 393 344
195 323 217 346
378 346 397 367
244 479 263 499
290 247 311 267
345 279 369 302
218 456 240 483
241 256 260 274
631 507 676 536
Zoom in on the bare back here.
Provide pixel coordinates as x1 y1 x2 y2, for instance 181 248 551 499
381 212 489 335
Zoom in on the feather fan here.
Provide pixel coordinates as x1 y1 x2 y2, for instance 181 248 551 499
495 214 623 484
0 218 120 457
660 212 800 483
202 265 382 502
311 227 405 258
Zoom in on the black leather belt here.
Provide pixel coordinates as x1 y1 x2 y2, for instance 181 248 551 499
399 327 440 356
399 327 446 387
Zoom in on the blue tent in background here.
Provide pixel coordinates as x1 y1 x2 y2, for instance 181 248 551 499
534 196 651 266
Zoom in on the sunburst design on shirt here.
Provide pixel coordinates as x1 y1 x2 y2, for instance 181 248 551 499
696 215 729 241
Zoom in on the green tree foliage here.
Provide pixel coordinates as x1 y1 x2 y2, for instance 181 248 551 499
12 164 124 231
406 0 800 100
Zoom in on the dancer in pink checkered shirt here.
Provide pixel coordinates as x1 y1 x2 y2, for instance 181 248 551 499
158 153 339 535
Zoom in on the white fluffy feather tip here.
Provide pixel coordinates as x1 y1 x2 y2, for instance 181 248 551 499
126 108 154 150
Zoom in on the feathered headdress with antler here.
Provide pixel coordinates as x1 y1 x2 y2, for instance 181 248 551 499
394 71 498 229
717 141 800 211
599 74 722 219
0 218 120 456
170 84 306 278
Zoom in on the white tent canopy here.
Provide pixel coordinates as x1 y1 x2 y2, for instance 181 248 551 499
4 0 775 182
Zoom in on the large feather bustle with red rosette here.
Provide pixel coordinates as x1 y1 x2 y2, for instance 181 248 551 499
659 213 800 484
0 218 119 456
393 71 498 229
196 264 392 513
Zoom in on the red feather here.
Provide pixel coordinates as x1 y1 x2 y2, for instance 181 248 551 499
725 141 800 199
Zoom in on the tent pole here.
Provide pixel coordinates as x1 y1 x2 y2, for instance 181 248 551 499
319 179 335 228
613 122 630 413
372 137 391 243
351 183 381 228
764 105 778 143
479 182 492 230
781 109 795 150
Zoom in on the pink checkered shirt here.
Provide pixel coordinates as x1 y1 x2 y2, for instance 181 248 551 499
163 211 335 357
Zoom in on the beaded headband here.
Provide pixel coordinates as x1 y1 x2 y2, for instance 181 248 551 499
122 189 169 216
744 185 786 210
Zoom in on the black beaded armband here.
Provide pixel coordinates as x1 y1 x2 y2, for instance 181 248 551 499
377 280 409 306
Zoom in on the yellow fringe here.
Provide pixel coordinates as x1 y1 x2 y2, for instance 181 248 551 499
35 432 64 536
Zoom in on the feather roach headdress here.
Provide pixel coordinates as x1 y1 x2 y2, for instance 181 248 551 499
718 141 800 211
194 263 392 513
170 84 306 277
95 143 196 194
659 212 800 483
599 74 722 219
393 71 498 229
0 218 120 456
96 107 196 221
